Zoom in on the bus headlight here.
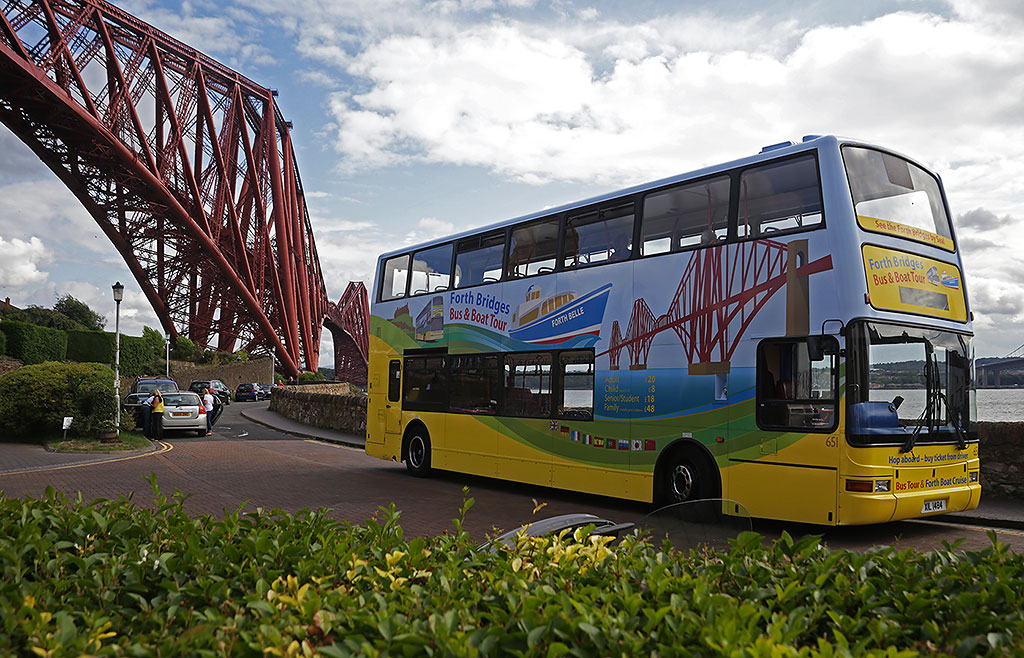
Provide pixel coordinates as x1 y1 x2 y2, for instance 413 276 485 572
874 479 891 493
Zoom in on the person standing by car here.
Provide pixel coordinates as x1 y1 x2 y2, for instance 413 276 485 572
203 388 215 435
150 390 165 441
141 390 156 436
210 391 223 428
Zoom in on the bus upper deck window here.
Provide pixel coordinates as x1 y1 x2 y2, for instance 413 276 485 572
508 218 559 278
410 243 454 295
642 176 730 255
739 154 823 239
564 204 634 268
380 254 410 301
455 230 505 288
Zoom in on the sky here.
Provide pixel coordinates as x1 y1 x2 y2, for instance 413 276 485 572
1 0 1023 365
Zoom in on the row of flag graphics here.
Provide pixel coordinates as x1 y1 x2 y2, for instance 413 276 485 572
550 422 655 451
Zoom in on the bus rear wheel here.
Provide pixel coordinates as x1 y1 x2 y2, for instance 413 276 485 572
405 429 432 477
656 449 714 506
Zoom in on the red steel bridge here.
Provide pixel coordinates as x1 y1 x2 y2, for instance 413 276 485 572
603 239 832 370
0 0 367 379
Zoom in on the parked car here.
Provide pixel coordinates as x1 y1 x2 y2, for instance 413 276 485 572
235 382 260 402
258 384 273 400
160 391 208 436
188 380 231 405
122 376 179 428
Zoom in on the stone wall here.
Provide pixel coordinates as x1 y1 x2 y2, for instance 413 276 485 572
169 357 275 392
269 383 367 435
978 422 1023 499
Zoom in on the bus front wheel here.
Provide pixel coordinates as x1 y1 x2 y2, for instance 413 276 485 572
657 449 714 505
405 428 432 477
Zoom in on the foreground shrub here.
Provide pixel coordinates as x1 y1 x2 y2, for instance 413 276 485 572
0 361 116 437
1 481 1023 656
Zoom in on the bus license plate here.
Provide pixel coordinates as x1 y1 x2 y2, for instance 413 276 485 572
171 412 190 417
922 499 947 514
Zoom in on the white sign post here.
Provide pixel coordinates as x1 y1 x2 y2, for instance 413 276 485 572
62 416 72 440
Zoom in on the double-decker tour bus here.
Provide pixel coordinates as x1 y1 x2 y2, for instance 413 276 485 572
364 135 979 525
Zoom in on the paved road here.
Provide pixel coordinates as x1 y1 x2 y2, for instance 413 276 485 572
2 402 1020 552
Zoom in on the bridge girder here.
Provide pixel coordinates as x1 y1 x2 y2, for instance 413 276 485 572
0 0 328 377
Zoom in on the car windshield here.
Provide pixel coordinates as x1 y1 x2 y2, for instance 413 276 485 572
239 384 254 391
164 393 200 406
137 381 177 393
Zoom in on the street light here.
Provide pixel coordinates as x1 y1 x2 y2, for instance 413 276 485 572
112 281 124 433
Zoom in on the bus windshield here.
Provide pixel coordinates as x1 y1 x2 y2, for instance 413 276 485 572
848 321 974 447
843 146 954 250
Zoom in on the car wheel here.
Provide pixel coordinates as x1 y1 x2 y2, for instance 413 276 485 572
405 429 432 477
656 448 714 505
196 429 206 437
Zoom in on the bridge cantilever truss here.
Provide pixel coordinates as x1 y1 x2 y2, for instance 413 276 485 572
0 0 327 376
605 240 833 370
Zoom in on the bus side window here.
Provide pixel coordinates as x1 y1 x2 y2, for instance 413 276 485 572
739 154 823 239
641 176 730 255
456 230 505 288
757 338 837 431
558 350 594 420
505 353 552 417
388 360 401 403
507 218 559 278
410 243 454 295
380 254 410 301
564 203 634 268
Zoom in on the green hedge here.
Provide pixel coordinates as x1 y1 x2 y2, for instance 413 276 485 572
66 329 115 364
0 320 67 364
0 328 5 356
65 330 158 377
0 361 116 437
1 484 1022 656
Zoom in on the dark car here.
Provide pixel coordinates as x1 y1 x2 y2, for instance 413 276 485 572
258 384 273 400
122 377 179 428
188 380 231 405
235 382 260 402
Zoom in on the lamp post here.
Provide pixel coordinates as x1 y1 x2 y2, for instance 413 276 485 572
112 282 124 432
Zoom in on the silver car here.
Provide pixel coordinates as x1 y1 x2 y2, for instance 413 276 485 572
160 392 208 436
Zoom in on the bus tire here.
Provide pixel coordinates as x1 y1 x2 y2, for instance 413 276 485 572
655 445 717 506
405 427 432 477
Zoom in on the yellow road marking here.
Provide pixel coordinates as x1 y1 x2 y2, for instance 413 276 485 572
0 440 173 476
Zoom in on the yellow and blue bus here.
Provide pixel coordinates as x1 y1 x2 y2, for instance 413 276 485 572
365 135 979 525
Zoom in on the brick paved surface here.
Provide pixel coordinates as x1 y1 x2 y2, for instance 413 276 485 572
1 403 1021 551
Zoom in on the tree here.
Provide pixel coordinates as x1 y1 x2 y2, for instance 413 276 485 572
19 305 84 330
141 326 166 361
54 294 105 331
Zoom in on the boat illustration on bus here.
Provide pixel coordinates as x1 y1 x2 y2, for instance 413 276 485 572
509 283 612 345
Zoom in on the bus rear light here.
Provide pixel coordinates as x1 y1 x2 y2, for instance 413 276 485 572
970 471 979 483
874 479 891 493
845 479 873 492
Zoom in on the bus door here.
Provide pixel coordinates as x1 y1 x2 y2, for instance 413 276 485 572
385 359 403 437
728 336 841 524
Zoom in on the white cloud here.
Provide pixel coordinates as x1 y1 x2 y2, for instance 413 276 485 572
0 237 51 287
0 181 109 256
316 8 1024 200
